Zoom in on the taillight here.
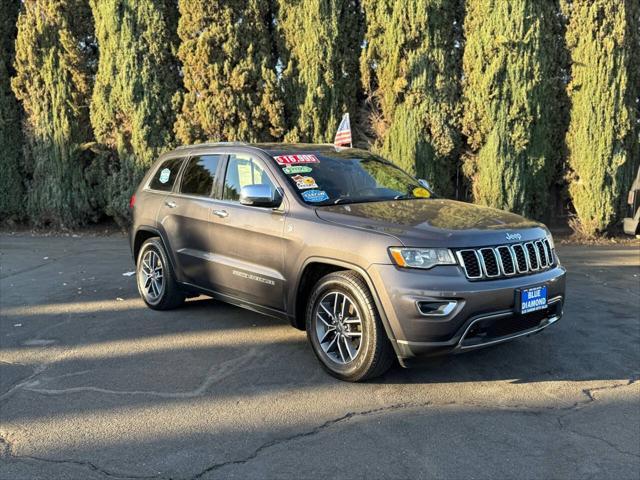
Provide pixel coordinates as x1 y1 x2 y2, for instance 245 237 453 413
129 194 136 209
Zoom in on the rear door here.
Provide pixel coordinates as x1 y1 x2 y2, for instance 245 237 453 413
206 151 287 310
158 153 225 290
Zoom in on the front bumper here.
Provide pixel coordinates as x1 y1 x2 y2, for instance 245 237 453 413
367 262 566 364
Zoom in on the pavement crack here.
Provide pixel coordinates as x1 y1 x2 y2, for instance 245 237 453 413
556 416 640 459
581 376 638 404
1 432 165 480
189 402 431 479
22 348 260 399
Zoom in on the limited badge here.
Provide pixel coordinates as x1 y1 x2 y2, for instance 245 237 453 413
282 165 313 174
159 168 171 184
301 189 329 202
412 187 431 198
291 174 318 189
274 154 320 165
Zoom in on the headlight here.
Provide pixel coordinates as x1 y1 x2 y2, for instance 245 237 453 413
546 232 555 250
389 247 457 269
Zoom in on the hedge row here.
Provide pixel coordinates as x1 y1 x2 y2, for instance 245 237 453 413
1 0 638 235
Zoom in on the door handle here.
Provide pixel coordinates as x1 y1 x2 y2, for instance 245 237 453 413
165 200 177 209
213 209 229 218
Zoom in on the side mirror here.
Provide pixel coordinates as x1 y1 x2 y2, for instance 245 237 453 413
240 184 281 208
418 179 432 191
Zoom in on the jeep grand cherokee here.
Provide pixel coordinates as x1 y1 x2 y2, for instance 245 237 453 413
130 143 566 381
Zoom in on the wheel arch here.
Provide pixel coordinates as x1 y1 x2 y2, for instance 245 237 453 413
132 227 179 275
292 257 399 353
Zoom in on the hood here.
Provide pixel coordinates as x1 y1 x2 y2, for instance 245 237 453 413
315 199 548 248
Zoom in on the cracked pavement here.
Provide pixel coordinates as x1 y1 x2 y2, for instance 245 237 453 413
0 234 638 479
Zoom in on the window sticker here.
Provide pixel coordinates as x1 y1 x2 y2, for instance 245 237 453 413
282 165 313 174
274 154 320 165
301 189 329 202
291 174 318 189
412 187 431 198
159 168 171 184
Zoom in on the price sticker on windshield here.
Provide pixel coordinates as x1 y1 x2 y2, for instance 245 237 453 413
274 154 320 165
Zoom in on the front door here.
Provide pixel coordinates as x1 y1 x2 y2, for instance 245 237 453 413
207 152 287 311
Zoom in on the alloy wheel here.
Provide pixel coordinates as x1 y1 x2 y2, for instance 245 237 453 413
314 291 363 365
138 249 164 302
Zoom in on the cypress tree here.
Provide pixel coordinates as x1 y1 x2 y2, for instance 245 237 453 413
277 0 363 143
361 0 463 197
175 0 285 143
461 0 567 219
12 0 96 227
564 0 640 235
0 0 24 223
90 0 180 224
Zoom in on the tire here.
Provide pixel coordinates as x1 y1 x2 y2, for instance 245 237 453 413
136 237 184 310
305 270 395 381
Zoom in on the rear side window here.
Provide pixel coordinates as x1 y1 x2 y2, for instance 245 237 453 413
148 158 183 191
180 155 222 197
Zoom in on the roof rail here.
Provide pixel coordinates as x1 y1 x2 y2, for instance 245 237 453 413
175 141 248 150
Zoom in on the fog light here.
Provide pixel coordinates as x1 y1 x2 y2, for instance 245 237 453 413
416 300 457 316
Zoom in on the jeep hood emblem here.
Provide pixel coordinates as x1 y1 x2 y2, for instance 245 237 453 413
506 232 522 241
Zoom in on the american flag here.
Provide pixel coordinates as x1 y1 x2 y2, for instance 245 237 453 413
334 113 352 148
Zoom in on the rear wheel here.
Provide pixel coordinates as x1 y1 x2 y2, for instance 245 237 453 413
306 271 395 381
136 237 184 310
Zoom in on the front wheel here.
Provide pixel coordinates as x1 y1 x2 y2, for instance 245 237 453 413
306 271 395 381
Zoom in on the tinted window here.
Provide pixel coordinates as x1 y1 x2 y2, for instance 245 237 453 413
180 155 222 197
271 151 428 205
148 158 183 191
223 154 276 202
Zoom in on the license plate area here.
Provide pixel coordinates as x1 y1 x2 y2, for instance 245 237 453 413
516 285 547 314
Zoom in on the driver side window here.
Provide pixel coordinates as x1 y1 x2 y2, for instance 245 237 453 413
223 153 275 202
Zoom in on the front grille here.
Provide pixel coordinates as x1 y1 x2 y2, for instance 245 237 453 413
456 239 554 280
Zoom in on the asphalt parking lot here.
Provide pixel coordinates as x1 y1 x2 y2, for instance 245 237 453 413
0 234 638 479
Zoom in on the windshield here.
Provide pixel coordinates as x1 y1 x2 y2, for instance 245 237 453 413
271 151 432 205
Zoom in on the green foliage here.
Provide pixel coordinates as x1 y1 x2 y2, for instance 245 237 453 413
11 0 96 228
175 0 285 144
361 0 463 197
0 0 24 223
461 0 567 220
90 0 180 225
564 0 640 235
277 0 363 143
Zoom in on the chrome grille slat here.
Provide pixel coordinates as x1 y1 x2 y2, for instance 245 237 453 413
456 250 482 279
456 239 555 280
525 242 540 270
511 244 528 273
496 246 516 275
535 240 548 267
479 248 500 277
542 238 554 266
